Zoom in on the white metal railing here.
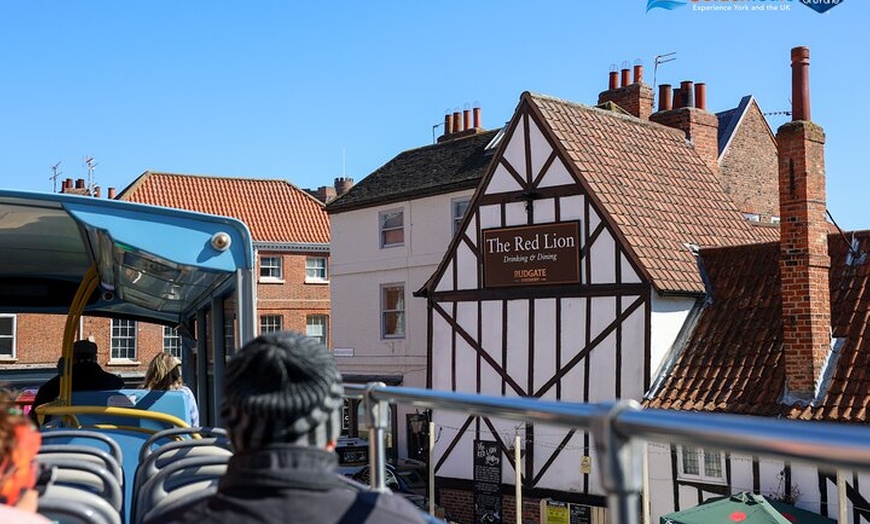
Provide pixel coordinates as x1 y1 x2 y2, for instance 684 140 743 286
345 383 870 524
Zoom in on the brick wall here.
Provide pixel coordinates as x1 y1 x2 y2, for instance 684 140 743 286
256 251 331 344
439 488 545 524
650 107 719 176
718 100 779 220
598 83 654 120
776 119 830 398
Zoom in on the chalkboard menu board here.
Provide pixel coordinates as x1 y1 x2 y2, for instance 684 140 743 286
473 440 502 524
569 503 591 524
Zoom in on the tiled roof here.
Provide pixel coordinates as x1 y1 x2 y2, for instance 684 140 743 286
716 95 752 157
528 93 773 294
645 232 870 423
117 172 329 244
326 130 499 213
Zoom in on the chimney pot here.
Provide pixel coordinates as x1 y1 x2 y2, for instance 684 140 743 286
608 71 619 90
473 106 481 129
658 84 672 112
463 108 471 131
444 113 453 136
791 46 811 121
633 64 643 85
694 83 707 111
620 68 630 88
672 88 682 110
75 178 85 189
680 81 694 108
94 186 101 198
108 187 116 199
452 110 461 133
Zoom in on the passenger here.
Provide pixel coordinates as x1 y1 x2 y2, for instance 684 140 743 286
30 339 125 425
154 331 428 524
142 352 200 427
0 393 51 523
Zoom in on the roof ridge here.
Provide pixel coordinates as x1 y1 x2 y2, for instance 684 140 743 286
145 171 294 183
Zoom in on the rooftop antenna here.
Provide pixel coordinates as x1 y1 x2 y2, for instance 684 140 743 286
84 156 99 195
50 161 62 192
653 52 677 105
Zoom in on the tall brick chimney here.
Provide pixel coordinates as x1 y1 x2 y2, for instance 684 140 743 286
650 80 719 176
777 46 831 403
597 62 654 120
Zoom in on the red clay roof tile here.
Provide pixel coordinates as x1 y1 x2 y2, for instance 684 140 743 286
116 172 329 244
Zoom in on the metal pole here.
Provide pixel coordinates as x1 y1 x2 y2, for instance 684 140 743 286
515 435 522 524
429 420 435 516
591 401 643 524
837 470 847 523
364 382 389 492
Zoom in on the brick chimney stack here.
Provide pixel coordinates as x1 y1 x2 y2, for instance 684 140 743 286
776 46 831 403
439 104 485 143
650 79 719 176
597 62 654 120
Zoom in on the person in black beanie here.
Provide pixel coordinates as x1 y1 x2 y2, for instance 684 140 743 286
153 331 429 524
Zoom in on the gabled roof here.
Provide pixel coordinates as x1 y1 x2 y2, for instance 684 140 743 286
326 130 499 214
645 232 870 422
716 95 753 157
527 92 775 294
117 172 329 244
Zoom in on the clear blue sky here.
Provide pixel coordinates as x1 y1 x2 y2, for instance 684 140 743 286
1 1 866 230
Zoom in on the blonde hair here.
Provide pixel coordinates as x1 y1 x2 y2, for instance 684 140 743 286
142 352 183 390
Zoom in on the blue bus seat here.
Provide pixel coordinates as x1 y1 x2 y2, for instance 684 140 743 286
69 389 192 430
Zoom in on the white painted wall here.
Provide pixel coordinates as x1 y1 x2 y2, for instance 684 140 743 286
650 294 696 381
330 189 475 458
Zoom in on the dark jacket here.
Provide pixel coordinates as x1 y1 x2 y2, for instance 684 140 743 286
151 444 430 524
30 362 125 423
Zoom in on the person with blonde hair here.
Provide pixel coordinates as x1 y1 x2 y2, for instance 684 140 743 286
142 352 200 427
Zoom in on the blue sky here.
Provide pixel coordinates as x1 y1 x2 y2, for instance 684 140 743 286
1 1 866 229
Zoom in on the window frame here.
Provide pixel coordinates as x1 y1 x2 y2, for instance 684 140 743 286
452 197 471 234
0 314 16 359
110 318 138 362
259 314 283 334
379 209 404 248
676 445 727 485
163 325 182 359
305 256 329 283
259 255 284 282
381 284 406 339
306 314 329 346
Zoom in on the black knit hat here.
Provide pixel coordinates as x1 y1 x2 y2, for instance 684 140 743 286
220 331 343 452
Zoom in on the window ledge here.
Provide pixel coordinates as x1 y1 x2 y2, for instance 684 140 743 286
259 278 285 284
305 279 330 285
107 359 141 367
0 357 18 363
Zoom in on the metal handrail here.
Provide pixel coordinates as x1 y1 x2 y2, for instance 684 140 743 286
345 383 870 524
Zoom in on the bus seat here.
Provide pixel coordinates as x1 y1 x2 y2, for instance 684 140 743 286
132 438 231 506
139 482 217 524
35 457 123 512
40 484 122 524
133 455 228 524
41 429 123 465
38 444 123 485
70 389 192 429
38 496 117 524
138 426 230 462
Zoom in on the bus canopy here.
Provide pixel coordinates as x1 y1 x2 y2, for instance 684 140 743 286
0 189 256 338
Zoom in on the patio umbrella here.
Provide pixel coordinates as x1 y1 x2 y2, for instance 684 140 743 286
660 492 835 524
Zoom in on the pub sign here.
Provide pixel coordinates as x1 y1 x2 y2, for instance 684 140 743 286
482 221 580 288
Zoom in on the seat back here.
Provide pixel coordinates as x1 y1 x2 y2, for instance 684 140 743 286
138 426 230 462
132 438 232 505
35 457 123 512
38 496 116 524
133 455 228 524
139 481 218 524
70 389 192 430
41 484 122 524
38 444 123 484
41 429 123 464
